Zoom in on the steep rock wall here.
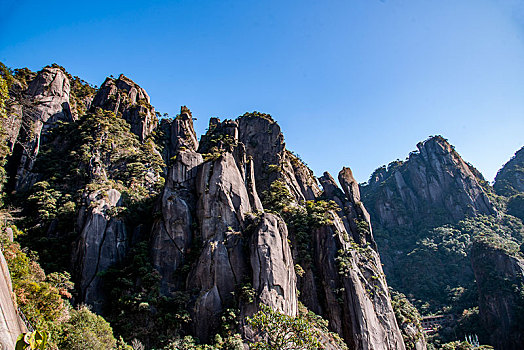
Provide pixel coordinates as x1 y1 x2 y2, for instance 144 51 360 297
8 67 73 191
471 241 524 350
0 249 27 349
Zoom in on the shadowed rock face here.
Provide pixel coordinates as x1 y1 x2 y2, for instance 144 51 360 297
471 241 524 350
8 67 73 191
159 106 200 166
90 74 157 141
304 170 405 350
494 146 524 197
362 136 495 230
74 189 128 313
237 114 321 202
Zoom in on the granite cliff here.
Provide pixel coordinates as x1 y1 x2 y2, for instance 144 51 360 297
361 136 524 349
0 64 406 349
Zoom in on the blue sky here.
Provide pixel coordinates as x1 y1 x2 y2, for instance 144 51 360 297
1 0 523 183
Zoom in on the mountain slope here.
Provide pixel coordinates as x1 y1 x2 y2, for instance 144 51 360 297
0 63 408 350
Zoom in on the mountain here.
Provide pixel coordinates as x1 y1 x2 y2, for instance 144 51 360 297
0 64 413 349
361 136 524 349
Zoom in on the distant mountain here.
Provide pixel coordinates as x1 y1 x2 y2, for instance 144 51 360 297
361 136 524 349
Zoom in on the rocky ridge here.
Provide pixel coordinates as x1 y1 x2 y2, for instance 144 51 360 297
362 136 495 230
1 65 407 349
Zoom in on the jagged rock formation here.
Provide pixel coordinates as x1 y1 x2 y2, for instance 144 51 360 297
360 136 496 299
90 74 157 141
494 146 524 197
74 189 127 313
471 240 524 350
148 113 405 348
0 249 27 349
2 63 407 349
362 136 495 230
158 106 199 165
7 66 74 191
236 113 321 202
306 170 404 350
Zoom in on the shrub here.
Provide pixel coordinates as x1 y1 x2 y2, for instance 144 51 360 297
58 305 118 350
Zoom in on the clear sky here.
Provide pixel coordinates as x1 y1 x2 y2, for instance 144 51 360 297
1 0 523 183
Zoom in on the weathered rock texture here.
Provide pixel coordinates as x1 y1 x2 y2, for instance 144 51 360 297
361 136 495 230
158 106 200 166
8 66 73 191
360 136 496 297
471 241 524 350
90 74 157 141
494 146 524 197
307 170 405 350
2 64 407 349
74 189 128 313
0 249 27 349
148 113 405 348
237 113 321 202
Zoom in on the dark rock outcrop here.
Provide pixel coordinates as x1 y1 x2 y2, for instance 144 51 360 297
90 74 157 141
149 114 404 348
237 113 321 202
8 67 73 191
471 240 524 350
159 106 199 165
307 170 405 350
74 189 128 313
494 146 524 197
360 136 497 306
2 63 409 349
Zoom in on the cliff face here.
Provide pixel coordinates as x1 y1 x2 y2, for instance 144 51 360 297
494 146 524 197
471 240 524 350
146 114 405 348
90 74 157 141
362 136 494 230
360 136 496 298
0 248 27 349
7 67 74 192
2 64 406 349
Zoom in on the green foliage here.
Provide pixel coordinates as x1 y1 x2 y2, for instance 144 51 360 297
1 227 71 345
439 340 493 350
262 180 293 213
15 331 49 350
247 303 347 350
262 179 339 268
198 122 238 159
70 75 96 117
58 305 118 350
163 334 243 350
104 241 191 348
391 291 424 350
0 72 11 205
18 107 164 273
239 111 275 123
335 249 352 277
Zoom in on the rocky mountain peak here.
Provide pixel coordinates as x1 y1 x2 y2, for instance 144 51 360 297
362 135 495 229
7 66 74 191
90 74 156 141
